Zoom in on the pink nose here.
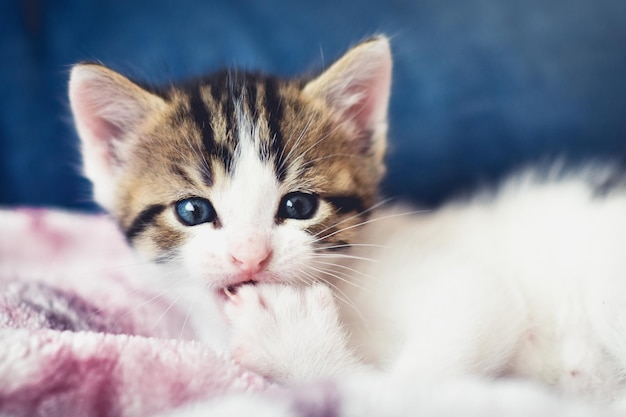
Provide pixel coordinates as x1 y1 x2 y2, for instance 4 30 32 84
230 245 272 275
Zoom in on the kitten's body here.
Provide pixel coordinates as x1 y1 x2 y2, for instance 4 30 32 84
69 36 626 409
342 172 626 403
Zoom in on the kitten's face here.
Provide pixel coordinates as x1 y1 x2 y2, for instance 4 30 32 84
69 37 391 292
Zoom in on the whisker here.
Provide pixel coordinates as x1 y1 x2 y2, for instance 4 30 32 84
299 153 361 169
295 269 316 287
104 276 197 334
279 113 316 171
150 291 185 332
288 120 346 169
310 259 378 282
306 264 369 292
314 243 389 251
81 264 182 327
302 266 369 326
313 198 396 239
322 280 358 311
315 208 428 243
291 95 379 176
309 253 378 263
177 287 207 340
324 276 374 341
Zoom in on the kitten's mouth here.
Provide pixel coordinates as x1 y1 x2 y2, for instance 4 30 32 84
222 280 256 299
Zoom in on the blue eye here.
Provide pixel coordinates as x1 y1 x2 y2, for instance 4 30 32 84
175 197 216 226
278 192 319 220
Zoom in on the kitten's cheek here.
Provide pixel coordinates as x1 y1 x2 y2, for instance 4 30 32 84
180 237 226 278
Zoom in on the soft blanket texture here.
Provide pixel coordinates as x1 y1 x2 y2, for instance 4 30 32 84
0 208 269 416
0 208 615 417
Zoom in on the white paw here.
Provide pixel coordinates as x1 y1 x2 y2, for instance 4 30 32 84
224 283 356 383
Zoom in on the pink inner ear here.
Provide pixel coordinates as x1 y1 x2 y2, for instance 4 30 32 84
72 87 125 168
72 76 123 139
69 64 164 207
90 118 124 166
325 47 392 136
87 114 124 145
343 82 385 133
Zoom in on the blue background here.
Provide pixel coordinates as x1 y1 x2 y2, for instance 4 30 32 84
1 0 625 211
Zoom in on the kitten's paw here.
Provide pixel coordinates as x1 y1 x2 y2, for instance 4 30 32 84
224 283 357 383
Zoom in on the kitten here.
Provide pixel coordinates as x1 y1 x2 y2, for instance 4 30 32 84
69 36 626 406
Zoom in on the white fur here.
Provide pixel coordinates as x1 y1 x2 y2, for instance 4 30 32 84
337 373 614 417
179 101 335 290
224 168 626 411
336 169 626 405
202 38 626 409
224 283 360 383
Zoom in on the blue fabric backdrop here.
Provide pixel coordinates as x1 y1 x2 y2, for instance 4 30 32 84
1 0 625 211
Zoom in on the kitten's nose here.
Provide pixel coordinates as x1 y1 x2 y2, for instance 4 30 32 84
229 243 272 275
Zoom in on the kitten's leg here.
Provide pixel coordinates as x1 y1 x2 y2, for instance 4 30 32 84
224 283 363 383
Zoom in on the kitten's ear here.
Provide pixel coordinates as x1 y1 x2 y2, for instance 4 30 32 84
303 36 392 159
69 63 166 209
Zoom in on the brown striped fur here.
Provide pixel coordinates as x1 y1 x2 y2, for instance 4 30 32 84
70 36 391 274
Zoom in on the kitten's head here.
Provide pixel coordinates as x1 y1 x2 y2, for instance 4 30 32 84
69 36 391 292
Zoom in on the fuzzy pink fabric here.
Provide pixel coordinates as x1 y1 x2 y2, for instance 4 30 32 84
0 208 268 417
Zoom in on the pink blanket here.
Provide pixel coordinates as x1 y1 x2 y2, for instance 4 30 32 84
0 208 270 416
0 208 611 417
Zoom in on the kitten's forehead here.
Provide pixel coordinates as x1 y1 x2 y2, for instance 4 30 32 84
133 72 371 210
123 69 376 207
213 97 282 226
172 72 292 185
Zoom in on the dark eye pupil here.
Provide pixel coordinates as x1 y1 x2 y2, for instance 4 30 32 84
278 192 318 220
175 197 216 226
